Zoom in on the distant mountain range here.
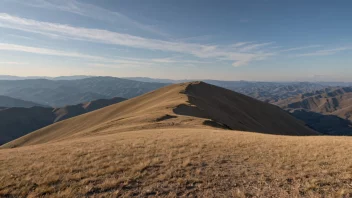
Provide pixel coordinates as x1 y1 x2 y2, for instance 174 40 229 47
2 75 348 107
200 80 328 102
276 87 352 120
0 77 167 107
2 75 351 108
126 79 331 101
275 87 352 135
0 95 45 108
121 78 352 102
0 97 126 145
0 75 92 81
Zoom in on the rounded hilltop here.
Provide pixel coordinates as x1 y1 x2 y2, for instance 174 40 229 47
2 82 317 149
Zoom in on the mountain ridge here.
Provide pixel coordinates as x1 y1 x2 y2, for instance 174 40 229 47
275 87 352 135
276 87 352 120
2 81 318 149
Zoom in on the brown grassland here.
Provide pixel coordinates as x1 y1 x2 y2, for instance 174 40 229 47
1 82 317 149
1 129 352 197
0 82 350 197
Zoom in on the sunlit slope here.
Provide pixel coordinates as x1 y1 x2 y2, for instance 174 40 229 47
276 87 352 121
1 129 351 197
2 82 317 148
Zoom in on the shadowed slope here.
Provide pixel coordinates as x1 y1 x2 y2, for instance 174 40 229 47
180 82 318 135
289 109 352 135
2 82 317 148
0 95 44 108
0 107 54 145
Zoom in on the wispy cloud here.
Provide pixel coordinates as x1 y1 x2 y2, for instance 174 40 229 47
6 34 36 41
150 57 210 64
0 13 275 67
174 35 212 43
230 42 253 48
279 45 322 52
0 43 109 60
0 43 155 68
0 61 26 65
239 42 274 52
0 43 210 68
296 47 352 57
7 0 169 38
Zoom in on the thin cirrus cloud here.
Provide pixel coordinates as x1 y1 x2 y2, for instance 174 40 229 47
0 61 26 65
0 42 154 67
0 43 110 61
0 43 210 68
295 47 352 57
7 0 170 38
279 45 322 52
230 42 253 48
239 42 274 52
0 13 275 67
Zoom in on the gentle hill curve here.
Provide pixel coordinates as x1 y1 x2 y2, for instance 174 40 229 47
0 97 126 145
2 82 318 148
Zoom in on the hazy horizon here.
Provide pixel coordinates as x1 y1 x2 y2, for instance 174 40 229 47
1 0 352 81
2 74 352 83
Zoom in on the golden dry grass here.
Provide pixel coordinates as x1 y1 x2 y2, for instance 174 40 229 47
0 82 336 197
2 82 316 149
1 129 352 197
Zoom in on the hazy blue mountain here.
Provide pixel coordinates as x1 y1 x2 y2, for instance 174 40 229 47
0 75 344 106
0 95 45 108
315 82 352 87
124 77 188 83
0 75 91 81
51 75 92 80
0 75 46 80
124 77 331 101
0 77 167 107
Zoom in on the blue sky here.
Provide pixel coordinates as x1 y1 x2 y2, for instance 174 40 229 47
0 0 352 81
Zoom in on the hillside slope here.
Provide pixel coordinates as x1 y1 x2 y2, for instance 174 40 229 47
274 87 352 135
0 95 44 108
2 127 352 197
0 97 126 145
2 82 317 148
275 87 352 119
